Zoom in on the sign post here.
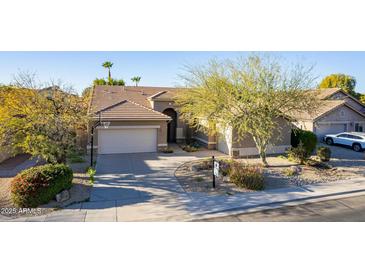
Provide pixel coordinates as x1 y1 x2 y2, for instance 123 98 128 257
212 156 219 188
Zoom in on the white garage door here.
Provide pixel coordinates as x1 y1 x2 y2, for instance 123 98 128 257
98 128 157 154
315 123 347 138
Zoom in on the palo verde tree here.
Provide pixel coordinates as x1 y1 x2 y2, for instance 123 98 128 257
131 76 141 86
175 55 320 166
0 79 88 164
319 73 357 97
102 61 113 84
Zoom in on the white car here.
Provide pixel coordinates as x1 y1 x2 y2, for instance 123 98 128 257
324 132 365 152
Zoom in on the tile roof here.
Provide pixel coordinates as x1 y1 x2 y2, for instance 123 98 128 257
306 88 342 100
293 100 365 122
90 85 184 114
292 100 346 121
94 100 172 121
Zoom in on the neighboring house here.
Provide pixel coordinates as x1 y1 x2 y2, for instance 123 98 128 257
88 85 292 157
294 88 365 139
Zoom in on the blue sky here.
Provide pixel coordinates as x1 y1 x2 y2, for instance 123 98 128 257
0 51 364 94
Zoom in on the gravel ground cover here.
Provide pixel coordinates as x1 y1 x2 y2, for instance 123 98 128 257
175 146 365 194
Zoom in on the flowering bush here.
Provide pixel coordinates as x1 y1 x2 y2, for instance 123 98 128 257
11 164 73 207
229 162 264 190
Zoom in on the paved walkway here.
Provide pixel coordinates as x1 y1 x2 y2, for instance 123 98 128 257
2 147 365 222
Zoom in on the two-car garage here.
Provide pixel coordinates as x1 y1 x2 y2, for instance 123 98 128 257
98 127 158 154
314 123 348 139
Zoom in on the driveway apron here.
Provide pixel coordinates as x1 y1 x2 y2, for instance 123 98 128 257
87 153 192 221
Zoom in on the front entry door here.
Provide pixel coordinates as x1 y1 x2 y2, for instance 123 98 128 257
163 108 177 143
167 119 176 142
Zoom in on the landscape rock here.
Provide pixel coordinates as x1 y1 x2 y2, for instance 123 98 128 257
56 190 70 203
222 176 230 183
290 165 301 175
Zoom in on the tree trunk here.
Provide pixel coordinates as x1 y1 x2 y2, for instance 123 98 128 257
108 69 111 82
259 148 268 167
253 136 269 167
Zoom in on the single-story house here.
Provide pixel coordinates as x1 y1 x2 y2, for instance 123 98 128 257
293 88 365 139
88 85 292 157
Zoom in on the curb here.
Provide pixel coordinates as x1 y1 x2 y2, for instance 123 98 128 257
188 187 365 221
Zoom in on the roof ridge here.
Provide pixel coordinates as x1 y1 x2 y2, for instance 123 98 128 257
127 100 171 119
147 91 168 100
96 99 127 113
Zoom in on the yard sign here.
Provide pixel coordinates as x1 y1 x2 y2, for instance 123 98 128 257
214 161 219 177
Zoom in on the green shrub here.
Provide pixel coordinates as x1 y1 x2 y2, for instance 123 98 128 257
287 141 310 164
160 147 174 153
196 159 213 170
317 146 331 162
291 129 317 155
229 162 264 190
219 158 235 176
191 142 201 148
10 164 73 207
87 167 96 183
182 145 198 152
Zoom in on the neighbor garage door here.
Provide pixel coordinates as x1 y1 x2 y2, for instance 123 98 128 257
98 128 157 154
315 123 347 139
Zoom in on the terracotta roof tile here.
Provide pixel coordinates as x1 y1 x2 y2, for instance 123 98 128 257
93 100 171 120
90 85 184 114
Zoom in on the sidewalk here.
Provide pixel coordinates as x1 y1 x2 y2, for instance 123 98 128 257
2 177 365 222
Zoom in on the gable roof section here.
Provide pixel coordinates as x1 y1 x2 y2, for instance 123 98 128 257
294 100 365 122
292 100 345 121
308 88 365 108
307 88 342 100
148 90 179 101
93 99 172 121
89 85 184 114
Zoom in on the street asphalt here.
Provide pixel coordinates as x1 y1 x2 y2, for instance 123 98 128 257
197 194 365 221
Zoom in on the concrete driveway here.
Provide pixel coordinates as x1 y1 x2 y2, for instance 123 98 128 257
322 143 365 177
91 153 186 203
83 149 225 221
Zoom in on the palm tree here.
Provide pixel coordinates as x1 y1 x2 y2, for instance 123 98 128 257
102 61 113 83
131 76 141 87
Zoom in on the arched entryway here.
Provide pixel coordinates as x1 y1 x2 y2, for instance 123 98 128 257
163 108 177 143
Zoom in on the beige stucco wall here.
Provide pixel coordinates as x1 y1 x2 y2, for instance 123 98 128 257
293 121 314 131
231 117 292 157
88 120 168 152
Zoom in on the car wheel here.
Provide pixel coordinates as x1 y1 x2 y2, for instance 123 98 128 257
353 143 362 152
326 138 333 145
